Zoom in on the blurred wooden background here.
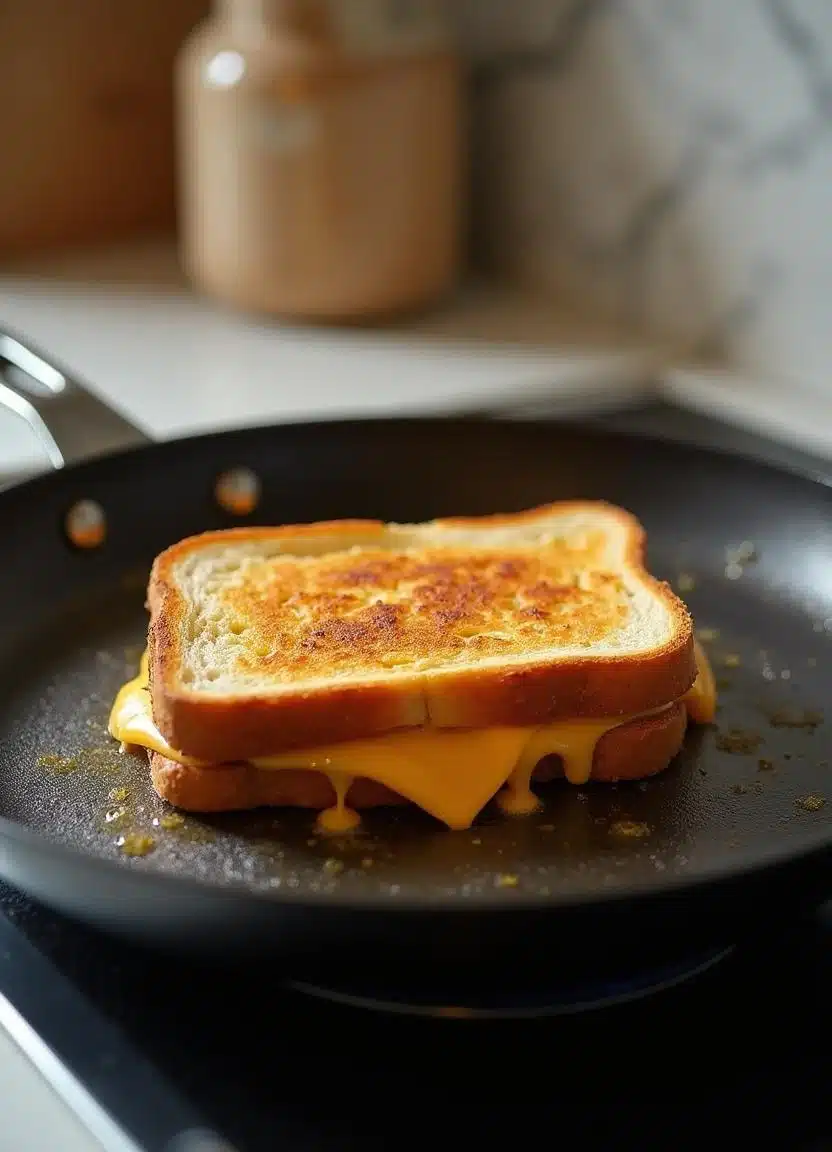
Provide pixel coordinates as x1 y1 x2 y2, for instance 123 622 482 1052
0 0 209 256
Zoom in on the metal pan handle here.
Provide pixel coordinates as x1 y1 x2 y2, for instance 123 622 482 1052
0 329 149 470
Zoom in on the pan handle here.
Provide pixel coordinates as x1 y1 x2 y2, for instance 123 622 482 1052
0 329 149 469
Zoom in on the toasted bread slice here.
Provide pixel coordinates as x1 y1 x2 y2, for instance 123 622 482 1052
148 703 688 813
148 502 694 761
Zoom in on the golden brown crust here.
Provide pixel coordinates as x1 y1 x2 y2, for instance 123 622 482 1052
148 703 688 814
148 502 695 761
225 545 628 676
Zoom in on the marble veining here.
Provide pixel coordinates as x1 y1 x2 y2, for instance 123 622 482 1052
454 0 832 392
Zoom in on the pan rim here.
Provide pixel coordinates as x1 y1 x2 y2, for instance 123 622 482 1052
1 413 831 915
0 802 829 913
2 411 831 502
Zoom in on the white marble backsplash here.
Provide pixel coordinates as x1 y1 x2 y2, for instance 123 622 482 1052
454 0 832 394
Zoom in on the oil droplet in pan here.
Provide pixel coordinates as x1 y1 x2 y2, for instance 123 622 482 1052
797 794 825 813
610 820 651 839
157 813 185 830
117 833 156 857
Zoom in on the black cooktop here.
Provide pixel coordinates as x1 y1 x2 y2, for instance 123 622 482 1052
2 403 831 1152
1 883 831 1152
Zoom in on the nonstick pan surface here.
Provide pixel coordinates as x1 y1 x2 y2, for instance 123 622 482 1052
0 368 830 964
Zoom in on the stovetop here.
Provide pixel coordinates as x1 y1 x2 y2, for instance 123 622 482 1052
1 881 831 1152
2 402 832 1152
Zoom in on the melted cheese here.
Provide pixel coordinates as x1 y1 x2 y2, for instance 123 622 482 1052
317 771 360 834
109 641 716 831
683 638 717 724
109 651 204 768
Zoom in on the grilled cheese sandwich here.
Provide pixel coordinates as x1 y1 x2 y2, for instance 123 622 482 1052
108 502 713 830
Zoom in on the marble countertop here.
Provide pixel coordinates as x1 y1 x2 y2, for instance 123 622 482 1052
3 239 829 486
456 0 832 398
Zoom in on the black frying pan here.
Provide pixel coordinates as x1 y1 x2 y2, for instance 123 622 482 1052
0 330 830 990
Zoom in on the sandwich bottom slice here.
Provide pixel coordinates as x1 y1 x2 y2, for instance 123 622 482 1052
109 639 715 834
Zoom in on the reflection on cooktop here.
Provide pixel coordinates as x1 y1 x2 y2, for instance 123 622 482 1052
286 943 735 1018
